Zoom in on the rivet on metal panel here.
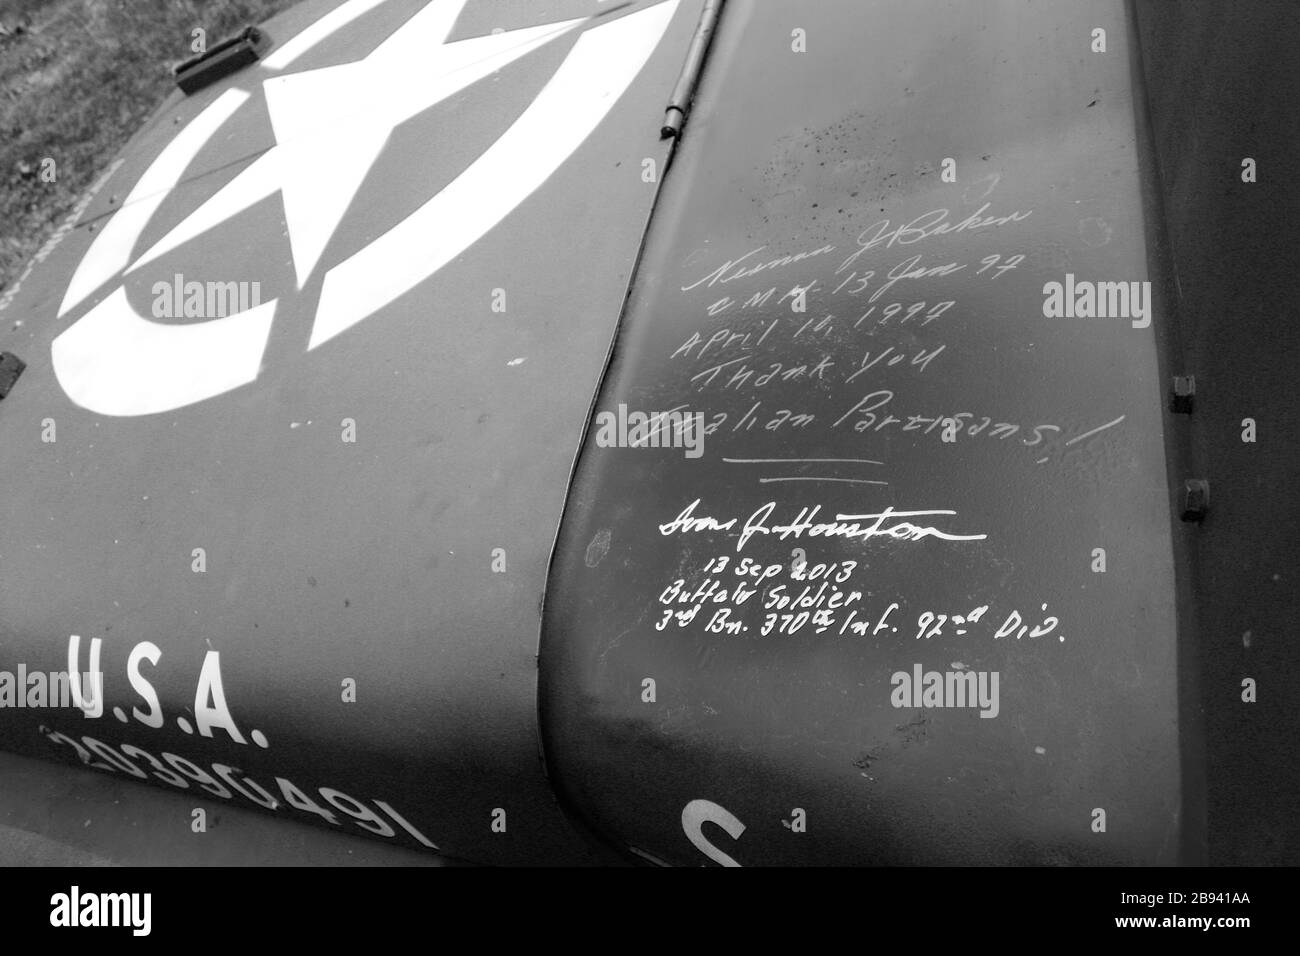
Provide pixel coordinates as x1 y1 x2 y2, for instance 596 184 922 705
1181 479 1209 522
0 351 26 400
1170 375 1195 413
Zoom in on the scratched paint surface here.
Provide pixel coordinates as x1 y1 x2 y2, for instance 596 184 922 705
541 0 1187 865
0 0 701 864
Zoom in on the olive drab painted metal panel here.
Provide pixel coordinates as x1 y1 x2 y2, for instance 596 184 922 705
540 0 1193 865
0 0 1218 868
0 0 703 865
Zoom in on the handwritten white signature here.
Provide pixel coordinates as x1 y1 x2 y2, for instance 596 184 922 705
659 499 988 553
836 203 1033 274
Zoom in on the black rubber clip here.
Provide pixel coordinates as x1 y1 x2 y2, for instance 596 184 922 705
1180 479 1209 522
0 351 25 400
174 26 268 95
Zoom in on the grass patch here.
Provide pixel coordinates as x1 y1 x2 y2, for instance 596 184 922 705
1 0 301 295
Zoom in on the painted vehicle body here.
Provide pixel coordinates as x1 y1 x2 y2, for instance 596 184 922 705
5 0 1257 865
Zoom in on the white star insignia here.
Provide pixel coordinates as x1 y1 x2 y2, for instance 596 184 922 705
130 0 585 287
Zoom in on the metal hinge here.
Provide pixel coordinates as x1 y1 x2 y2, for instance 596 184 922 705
662 0 725 139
